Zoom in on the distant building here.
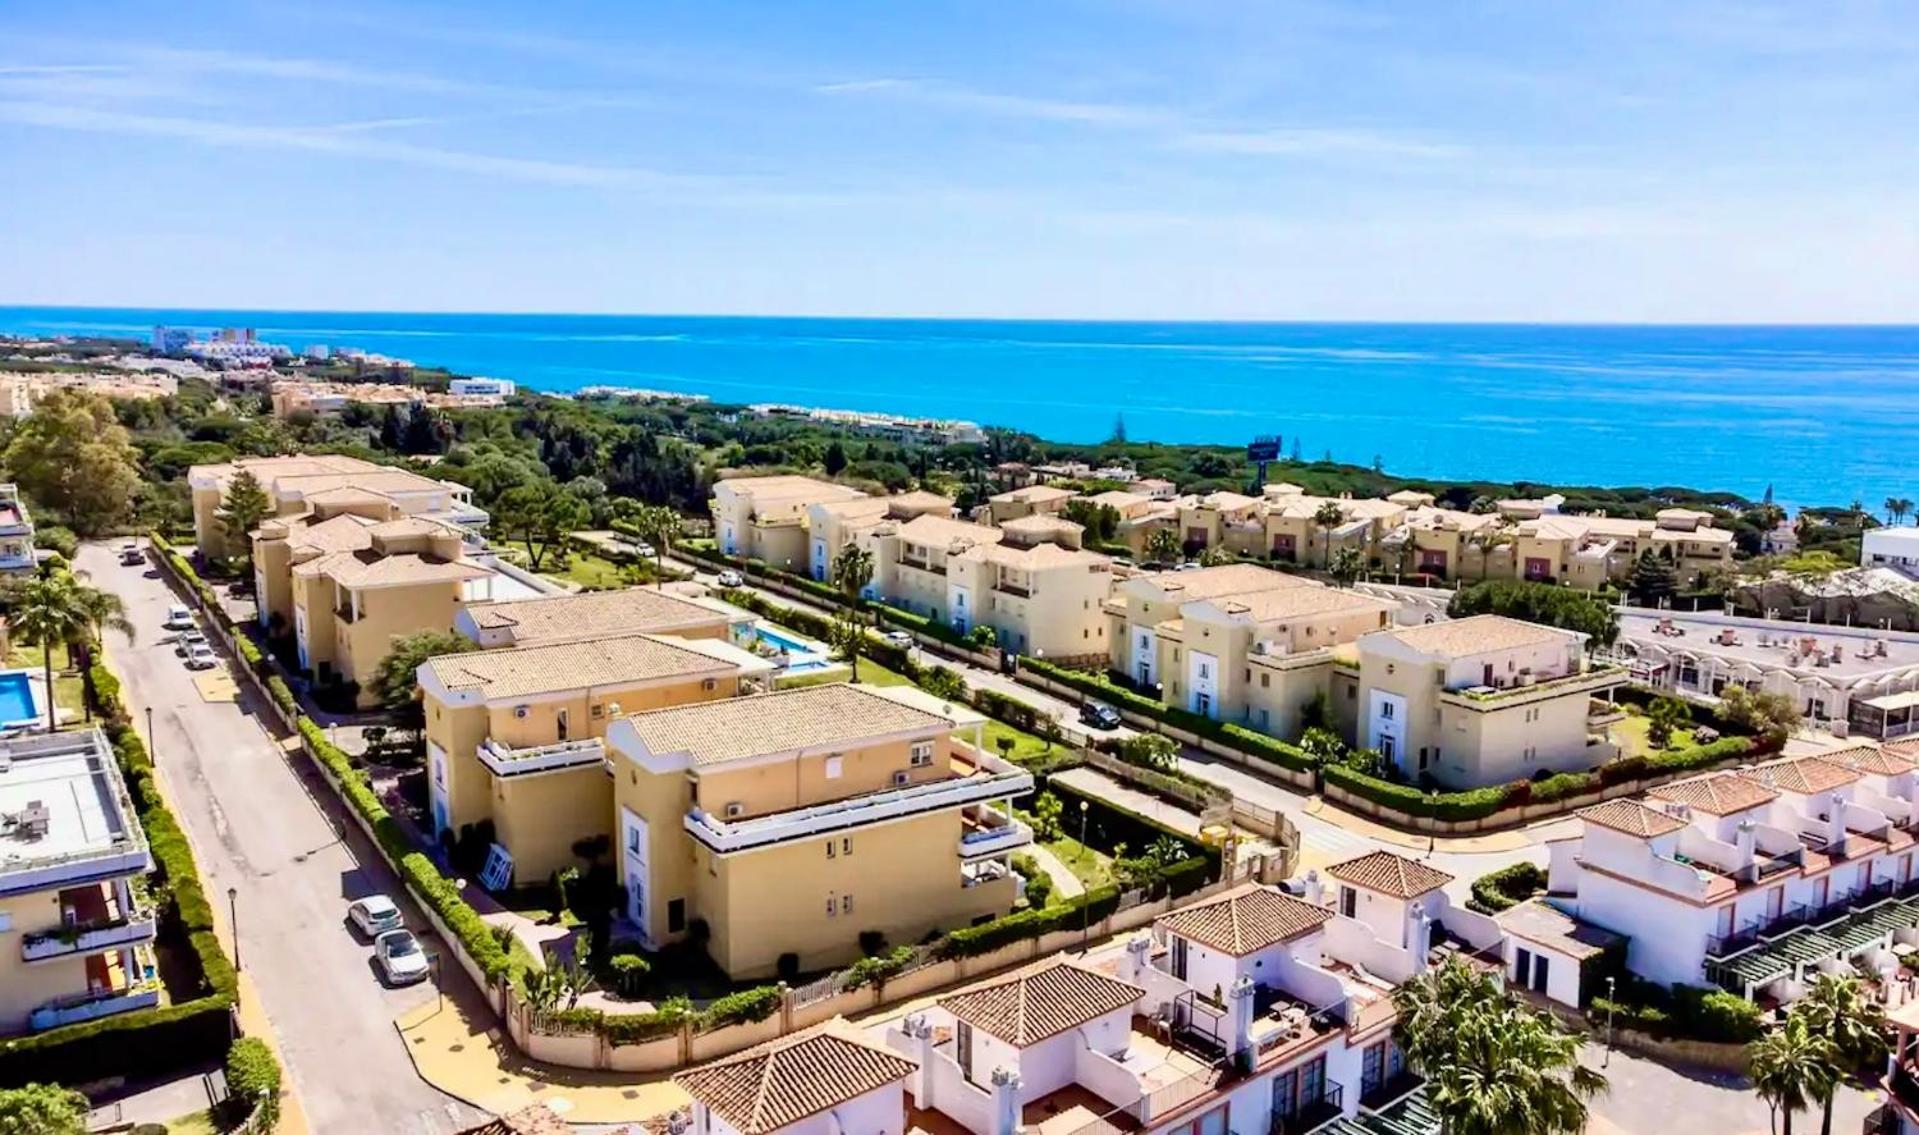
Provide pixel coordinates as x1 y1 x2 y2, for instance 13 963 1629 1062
1864 528 1919 573
303 345 331 362
449 377 516 399
711 475 866 566
0 485 38 575
150 326 191 354
188 453 488 561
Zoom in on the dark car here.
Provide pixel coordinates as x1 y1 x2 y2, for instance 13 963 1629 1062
1079 701 1121 731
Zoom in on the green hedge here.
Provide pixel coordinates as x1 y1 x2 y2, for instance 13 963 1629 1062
1467 862 1546 914
1321 763 1512 821
939 884 1124 959
224 1036 282 1121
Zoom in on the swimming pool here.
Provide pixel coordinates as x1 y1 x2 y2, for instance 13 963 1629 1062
0 670 44 728
748 623 835 674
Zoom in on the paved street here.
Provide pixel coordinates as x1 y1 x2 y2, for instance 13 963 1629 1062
79 543 487 1135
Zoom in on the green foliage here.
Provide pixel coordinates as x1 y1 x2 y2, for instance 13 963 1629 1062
1116 732 1178 773
1447 580 1620 648
1321 762 1512 821
702 985 783 1028
0 1082 88 1134
939 885 1123 958
5 389 142 535
1031 791 1064 841
370 630 472 722
843 945 916 991
1645 695 1691 747
1629 547 1678 606
1717 686 1801 744
917 664 967 701
1468 862 1546 914
495 482 590 570
224 1037 282 1124
1680 988 1765 1044
213 469 272 564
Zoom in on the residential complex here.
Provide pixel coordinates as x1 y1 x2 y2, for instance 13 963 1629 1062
0 370 177 417
269 380 513 418
609 683 1030 977
1534 745 1919 1005
190 453 489 561
673 849 1501 1135
806 490 954 581
455 586 740 649
420 630 772 881
713 475 867 567
1106 483 1734 590
0 484 38 575
1345 615 1625 788
0 731 158 1035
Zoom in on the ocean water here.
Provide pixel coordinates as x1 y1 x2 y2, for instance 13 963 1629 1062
5 306 1918 508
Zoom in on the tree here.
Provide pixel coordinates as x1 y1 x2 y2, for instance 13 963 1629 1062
831 545 875 683
495 484 589 571
1893 498 1916 527
65 574 133 722
10 571 92 731
1645 695 1691 748
1327 546 1364 588
371 631 472 731
1448 580 1619 648
1144 527 1181 566
1118 733 1178 773
1394 957 1606 1135
1312 500 1345 566
1110 413 1127 444
1718 685 1801 744
1629 547 1678 607
1198 545 1233 567
1750 1015 1836 1135
823 440 848 476
214 469 272 566
0 1082 89 1135
1031 790 1064 840
4 389 142 535
1793 974 1887 1135
626 503 680 588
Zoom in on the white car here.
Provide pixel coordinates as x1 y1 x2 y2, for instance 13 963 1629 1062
184 643 218 670
347 895 404 939
715 569 744 588
119 543 143 566
163 604 195 630
633 542 657 558
173 628 207 656
882 630 915 650
375 929 431 985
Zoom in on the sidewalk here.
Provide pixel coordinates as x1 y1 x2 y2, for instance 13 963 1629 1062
394 996 689 1125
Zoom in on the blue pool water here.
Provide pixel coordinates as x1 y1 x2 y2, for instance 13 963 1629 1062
0 671 40 726
750 624 833 674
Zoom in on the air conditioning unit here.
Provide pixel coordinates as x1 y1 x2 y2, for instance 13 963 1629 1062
702 678 718 691
724 802 745 819
892 770 911 787
514 705 530 718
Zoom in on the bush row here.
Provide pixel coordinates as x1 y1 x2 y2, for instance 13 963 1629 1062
1589 980 1764 1044
149 532 225 620
1466 862 1546 914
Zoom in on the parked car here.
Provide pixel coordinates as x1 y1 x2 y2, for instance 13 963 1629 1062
634 542 656 558
1176 561 1202 572
374 929 430 985
882 630 915 650
715 569 744 588
173 628 207 656
119 543 143 566
184 643 219 670
347 895 404 938
1079 701 1122 731
163 604 194 630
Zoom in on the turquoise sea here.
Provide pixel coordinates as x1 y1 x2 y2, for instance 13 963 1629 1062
4 307 1917 508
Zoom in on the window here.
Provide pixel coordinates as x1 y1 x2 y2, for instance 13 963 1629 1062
667 899 685 934
1260 673 1270 689
842 837 852 855
627 827 642 854
824 755 843 779
826 895 837 916
827 841 836 859
591 703 605 719
1381 702 1395 720
910 742 935 767
841 895 854 915
1340 886 1358 918
1169 1105 1228 1135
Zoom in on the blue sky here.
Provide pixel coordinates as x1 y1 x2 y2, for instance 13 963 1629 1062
3 1 1916 321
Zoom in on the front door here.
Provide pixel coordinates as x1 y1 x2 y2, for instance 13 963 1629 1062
1767 886 1785 921
1171 936 1189 980
621 808 651 942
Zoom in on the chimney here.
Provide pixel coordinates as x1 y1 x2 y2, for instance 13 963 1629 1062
1119 933 1151 985
903 1015 933 1108
1828 792 1848 850
990 1067 1022 1135
1302 869 1324 907
1735 819 1757 866
1409 908 1435 966
1229 976 1257 1059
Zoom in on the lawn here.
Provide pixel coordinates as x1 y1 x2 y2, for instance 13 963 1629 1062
980 718 1061 764
160 1110 221 1135
4 638 82 727
1023 821 1114 889
545 550 638 591
1609 713 1696 759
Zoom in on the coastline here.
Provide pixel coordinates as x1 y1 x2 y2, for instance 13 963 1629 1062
7 305 1919 507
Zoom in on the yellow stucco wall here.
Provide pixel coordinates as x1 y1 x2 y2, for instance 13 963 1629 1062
492 764 615 884
0 889 103 1034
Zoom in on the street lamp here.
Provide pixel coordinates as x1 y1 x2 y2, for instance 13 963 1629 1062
228 887 241 973
1603 975 1617 1067
1077 800 1090 862
145 706 155 761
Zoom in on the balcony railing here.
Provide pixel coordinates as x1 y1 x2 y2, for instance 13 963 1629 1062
477 736 607 778
1271 1083 1344 1135
1705 918 1765 961
21 910 158 962
958 815 1034 859
1854 878 1898 910
28 982 161 1031
1760 903 1812 939
1358 1071 1423 1113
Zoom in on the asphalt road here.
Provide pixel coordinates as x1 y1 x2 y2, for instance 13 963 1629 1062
79 543 486 1135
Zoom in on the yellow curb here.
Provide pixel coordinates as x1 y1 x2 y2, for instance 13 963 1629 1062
394 999 689 1125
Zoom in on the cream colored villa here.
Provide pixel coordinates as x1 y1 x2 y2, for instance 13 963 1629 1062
454 586 741 649
1105 563 1396 738
190 453 487 561
419 632 773 881
0 731 159 1035
712 475 866 568
1344 615 1625 788
805 490 954 580
608 683 1032 977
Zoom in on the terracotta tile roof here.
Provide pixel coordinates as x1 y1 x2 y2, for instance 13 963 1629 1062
1142 563 1314 602
1821 745 1918 778
1376 614 1578 657
1154 884 1332 955
1325 850 1454 898
991 485 1074 504
621 683 949 766
464 588 728 643
1000 513 1081 533
1212 586 1395 624
1740 755 1863 796
300 549 493 588
280 513 379 553
1648 773 1779 815
1577 799 1689 839
673 1020 915 1135
457 1103 630 1135
716 475 863 503
895 513 1002 549
961 541 1109 570
424 633 739 700
937 958 1142 1046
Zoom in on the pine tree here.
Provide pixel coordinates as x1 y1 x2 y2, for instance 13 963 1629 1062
1110 413 1127 443
1630 547 1678 606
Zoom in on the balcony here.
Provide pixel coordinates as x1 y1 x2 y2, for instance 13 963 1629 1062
686 763 1033 854
1854 878 1898 911
22 910 157 963
1271 1083 1344 1135
477 736 607 778
1358 1070 1424 1112
1440 665 1627 710
996 580 1034 599
959 809 1033 859
28 947 161 1032
899 554 946 577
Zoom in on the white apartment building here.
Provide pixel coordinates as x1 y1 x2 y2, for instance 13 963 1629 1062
1865 528 1919 574
674 851 1501 1135
449 377 517 398
1541 746 1919 1004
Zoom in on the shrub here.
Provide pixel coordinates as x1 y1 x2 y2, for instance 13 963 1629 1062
702 985 782 1028
917 665 967 701
609 954 650 998
1023 870 1054 910
1530 771 1599 804
843 946 915 991
1321 763 1513 821
1468 862 1546 914
1673 987 1765 1044
224 1037 281 1119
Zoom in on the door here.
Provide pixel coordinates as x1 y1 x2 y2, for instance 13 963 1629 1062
1767 886 1785 923
621 808 651 940
1271 1069 1297 1121
1531 953 1550 993
1514 947 1532 988
1340 886 1357 918
1715 905 1735 939
1171 936 1189 980
1300 1056 1326 1108
1196 692 1212 717
957 1021 975 1081
556 708 569 742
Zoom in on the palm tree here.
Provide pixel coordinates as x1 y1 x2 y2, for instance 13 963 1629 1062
830 545 874 684
1394 957 1606 1135
1794 975 1887 1135
65 573 133 722
1895 499 1916 528
628 504 680 588
1750 1015 1837 1135
1327 546 1364 588
1312 501 1345 569
10 572 93 731
1144 526 1181 567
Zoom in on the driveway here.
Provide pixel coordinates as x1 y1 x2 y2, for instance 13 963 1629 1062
78 543 487 1135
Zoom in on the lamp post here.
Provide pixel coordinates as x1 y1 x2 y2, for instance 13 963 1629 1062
1603 975 1617 1067
1078 800 1090 862
145 706 155 761
431 950 444 1013
228 886 241 973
